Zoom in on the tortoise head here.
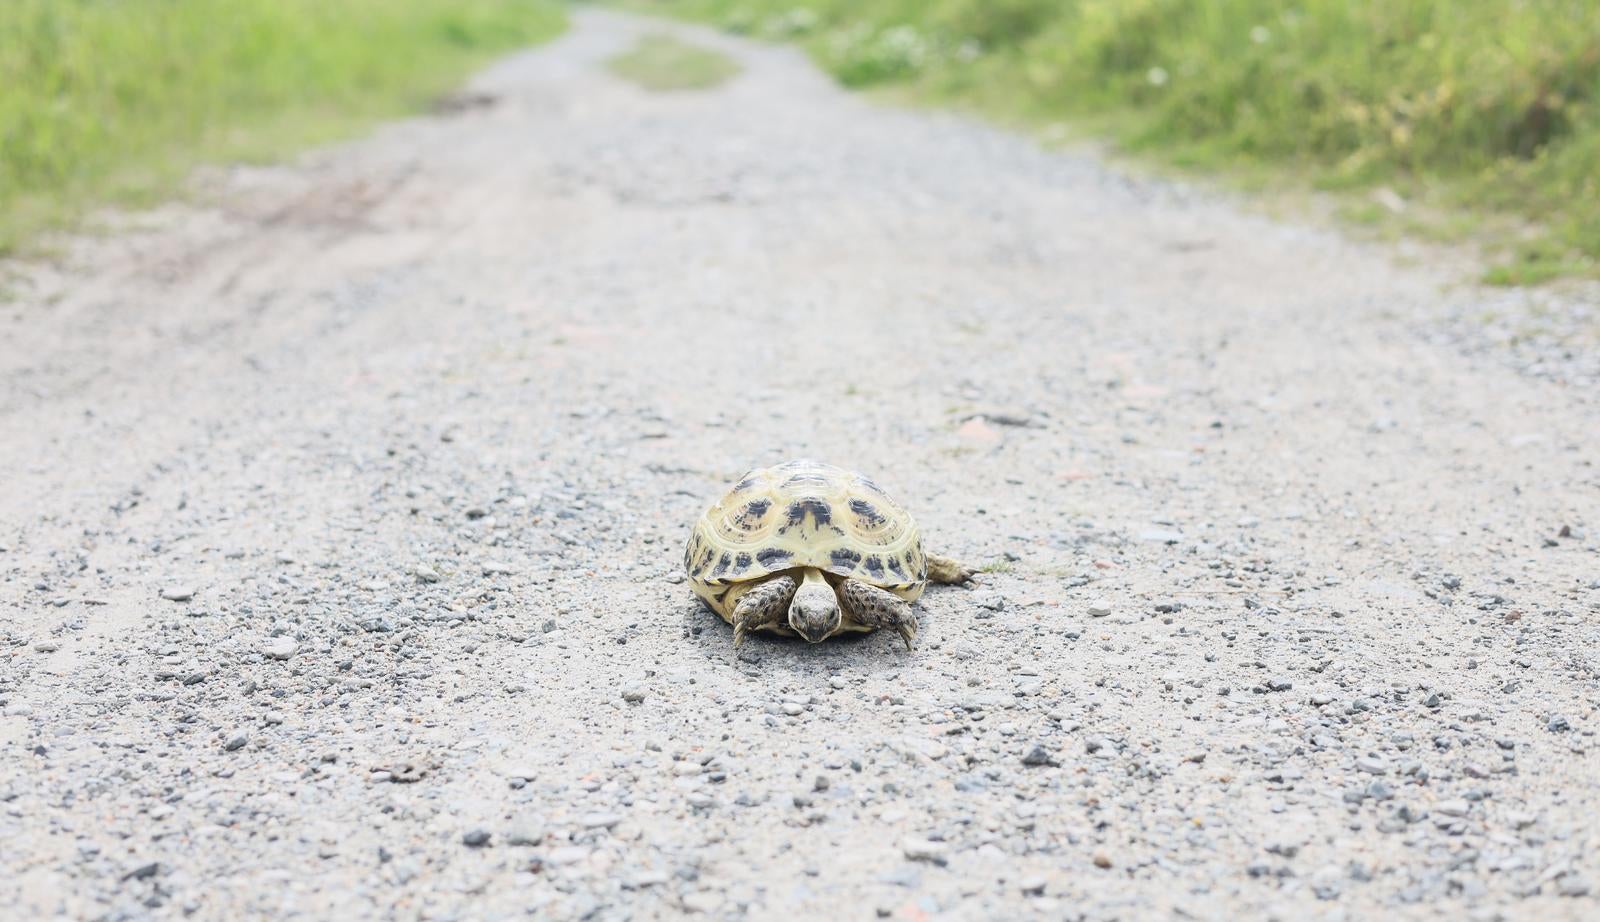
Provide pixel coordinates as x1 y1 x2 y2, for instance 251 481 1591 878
787 569 840 643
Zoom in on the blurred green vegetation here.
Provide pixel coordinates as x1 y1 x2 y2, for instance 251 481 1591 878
0 0 565 255
635 0 1600 283
609 33 741 90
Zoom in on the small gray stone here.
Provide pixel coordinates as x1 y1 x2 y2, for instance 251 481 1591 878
1138 528 1185 544
545 846 590 866
1355 756 1389 775
1021 745 1058 767
262 637 297 661
682 891 723 913
160 586 195 602
1087 599 1112 617
122 861 161 881
223 734 248 752
506 821 544 846
901 838 948 864
462 829 491 847
581 812 622 829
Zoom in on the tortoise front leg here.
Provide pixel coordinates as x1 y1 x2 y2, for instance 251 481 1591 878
925 553 974 585
839 579 919 650
731 575 797 648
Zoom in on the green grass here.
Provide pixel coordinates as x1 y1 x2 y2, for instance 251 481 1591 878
632 0 1600 284
608 33 742 90
0 0 565 255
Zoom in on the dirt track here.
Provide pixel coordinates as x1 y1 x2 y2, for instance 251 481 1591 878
2 9 1598 921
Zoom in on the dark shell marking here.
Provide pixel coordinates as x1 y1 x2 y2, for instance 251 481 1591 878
849 498 886 525
756 547 793 567
831 548 863 569
784 498 832 529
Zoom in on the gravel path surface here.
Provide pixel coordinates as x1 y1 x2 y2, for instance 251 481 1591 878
3 9 1598 921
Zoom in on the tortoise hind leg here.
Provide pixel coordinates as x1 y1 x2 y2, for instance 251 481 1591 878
925 553 974 585
839 579 919 650
731 575 797 648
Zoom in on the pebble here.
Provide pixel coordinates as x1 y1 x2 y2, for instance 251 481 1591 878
1087 599 1112 617
262 637 298 661
160 586 195 602
1137 528 1185 544
901 838 948 864
581 812 622 829
223 734 248 752
122 861 161 881
33 641 59 653
1021 745 1058 767
682 891 723 913
622 687 647 704
1435 799 1471 817
1093 853 1113 869
506 821 544 846
627 870 670 888
545 846 590 867
462 829 491 847
1355 756 1389 775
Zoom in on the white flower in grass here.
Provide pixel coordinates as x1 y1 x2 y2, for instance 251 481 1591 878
1251 26 1271 44
1147 66 1169 87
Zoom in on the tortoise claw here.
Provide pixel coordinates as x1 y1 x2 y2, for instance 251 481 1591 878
896 623 917 651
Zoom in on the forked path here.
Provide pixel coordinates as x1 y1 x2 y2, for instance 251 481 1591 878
2 9 1597 920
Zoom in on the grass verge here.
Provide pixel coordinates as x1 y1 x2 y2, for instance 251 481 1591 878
630 0 1600 284
0 0 565 256
609 33 742 91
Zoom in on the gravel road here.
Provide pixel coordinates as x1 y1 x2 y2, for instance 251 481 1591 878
3 9 1598 921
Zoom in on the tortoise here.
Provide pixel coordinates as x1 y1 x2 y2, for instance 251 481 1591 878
684 460 972 649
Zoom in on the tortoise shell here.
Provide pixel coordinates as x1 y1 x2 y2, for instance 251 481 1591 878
685 460 927 617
